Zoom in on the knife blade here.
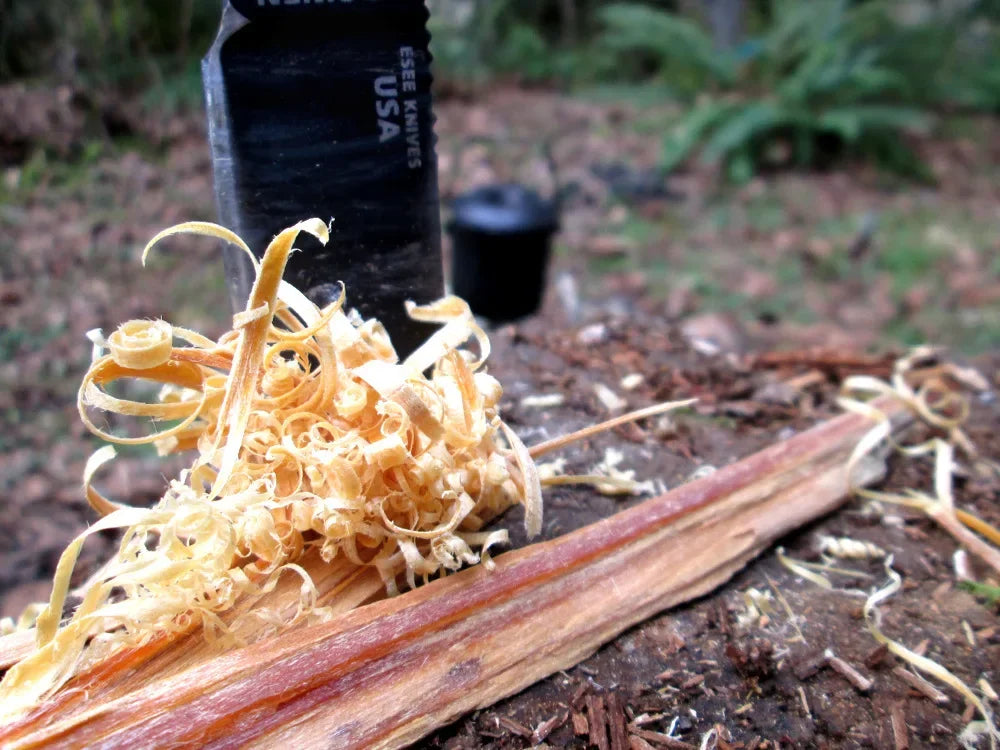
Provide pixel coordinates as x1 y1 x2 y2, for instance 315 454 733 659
203 0 444 357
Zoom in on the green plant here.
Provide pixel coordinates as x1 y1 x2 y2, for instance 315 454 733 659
429 0 664 86
597 3 735 94
492 23 568 81
959 581 1000 607
592 0 1000 180
634 0 946 181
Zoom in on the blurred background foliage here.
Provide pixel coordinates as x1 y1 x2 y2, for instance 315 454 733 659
1 0 999 178
0 0 222 109
428 0 1000 180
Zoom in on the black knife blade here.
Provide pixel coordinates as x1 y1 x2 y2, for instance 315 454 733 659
203 0 444 357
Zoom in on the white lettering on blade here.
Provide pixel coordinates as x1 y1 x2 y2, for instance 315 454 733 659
404 99 421 168
371 46 424 165
374 75 401 142
399 47 422 169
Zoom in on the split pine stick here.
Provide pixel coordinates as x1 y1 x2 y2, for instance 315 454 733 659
0 400 905 749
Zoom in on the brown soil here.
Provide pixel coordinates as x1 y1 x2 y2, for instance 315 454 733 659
415 312 1000 749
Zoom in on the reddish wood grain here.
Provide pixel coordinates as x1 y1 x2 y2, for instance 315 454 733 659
0 401 902 749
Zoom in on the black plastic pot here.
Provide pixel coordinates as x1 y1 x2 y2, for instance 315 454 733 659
448 183 559 322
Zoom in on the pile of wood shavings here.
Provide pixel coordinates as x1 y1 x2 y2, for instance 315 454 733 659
0 219 543 719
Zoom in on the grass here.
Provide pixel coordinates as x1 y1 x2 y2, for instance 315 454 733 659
959 581 1000 607
874 213 946 297
579 173 1000 353
576 83 682 110
554 87 1000 354
139 61 206 116
1 138 134 200
747 195 788 234
938 115 996 143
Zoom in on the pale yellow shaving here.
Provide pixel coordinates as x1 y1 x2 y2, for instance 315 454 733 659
776 547 868 597
818 535 886 560
107 319 174 370
0 220 533 721
0 219 694 722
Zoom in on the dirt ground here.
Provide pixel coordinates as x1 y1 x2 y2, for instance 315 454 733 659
420 313 1000 749
0 85 998 747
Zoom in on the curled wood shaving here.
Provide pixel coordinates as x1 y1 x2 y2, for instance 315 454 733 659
589 447 656 495
0 221 529 720
777 550 872 581
818 535 886 560
107 319 174 369
0 219 693 722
